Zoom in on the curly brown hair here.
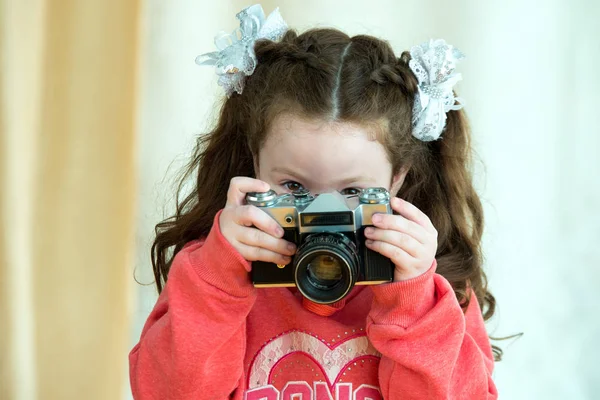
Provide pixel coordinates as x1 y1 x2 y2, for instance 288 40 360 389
150 28 508 361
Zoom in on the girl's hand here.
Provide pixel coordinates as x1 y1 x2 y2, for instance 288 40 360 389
219 177 297 266
364 197 438 281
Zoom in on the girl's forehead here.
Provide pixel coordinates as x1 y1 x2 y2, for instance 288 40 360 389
261 114 392 181
267 113 379 141
265 121 374 162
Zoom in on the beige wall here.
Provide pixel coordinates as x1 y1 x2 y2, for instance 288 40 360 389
133 1 600 399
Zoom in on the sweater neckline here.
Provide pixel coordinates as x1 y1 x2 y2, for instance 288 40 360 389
287 285 368 316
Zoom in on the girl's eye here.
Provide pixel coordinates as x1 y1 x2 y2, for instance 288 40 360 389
282 182 361 195
283 181 305 192
341 187 361 195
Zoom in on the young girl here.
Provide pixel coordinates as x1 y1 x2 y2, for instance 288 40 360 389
130 4 500 399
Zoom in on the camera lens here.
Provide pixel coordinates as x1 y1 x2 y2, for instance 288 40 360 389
306 255 343 289
294 233 359 304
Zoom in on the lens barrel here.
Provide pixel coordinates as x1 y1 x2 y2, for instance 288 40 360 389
294 233 359 304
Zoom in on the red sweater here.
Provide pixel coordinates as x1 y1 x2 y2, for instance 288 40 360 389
130 211 498 399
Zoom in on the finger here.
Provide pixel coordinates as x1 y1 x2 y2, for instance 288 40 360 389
390 197 436 233
236 242 293 265
235 205 283 238
364 227 421 258
226 177 270 207
238 226 297 256
371 211 429 244
365 239 416 271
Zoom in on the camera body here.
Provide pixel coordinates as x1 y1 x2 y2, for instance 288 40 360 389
245 187 395 304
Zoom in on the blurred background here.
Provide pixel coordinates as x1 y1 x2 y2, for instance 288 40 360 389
1 0 599 399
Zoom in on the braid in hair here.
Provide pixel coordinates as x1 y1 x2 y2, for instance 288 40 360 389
370 51 419 97
256 30 328 71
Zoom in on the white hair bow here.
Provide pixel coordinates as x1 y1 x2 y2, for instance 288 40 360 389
409 39 466 141
195 4 288 97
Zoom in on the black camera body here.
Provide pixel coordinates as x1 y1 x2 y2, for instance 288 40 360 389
245 188 394 304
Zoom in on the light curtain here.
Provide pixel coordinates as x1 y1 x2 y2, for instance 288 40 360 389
1 0 140 399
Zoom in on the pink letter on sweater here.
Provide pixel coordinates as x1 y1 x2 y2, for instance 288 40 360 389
245 385 280 400
314 382 352 400
354 385 382 400
282 381 312 399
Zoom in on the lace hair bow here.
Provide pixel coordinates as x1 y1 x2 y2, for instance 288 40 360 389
195 4 288 97
408 39 466 141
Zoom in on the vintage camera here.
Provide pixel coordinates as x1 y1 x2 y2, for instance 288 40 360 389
245 187 394 304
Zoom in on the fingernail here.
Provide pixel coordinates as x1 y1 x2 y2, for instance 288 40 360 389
372 214 382 223
287 243 297 253
277 227 284 237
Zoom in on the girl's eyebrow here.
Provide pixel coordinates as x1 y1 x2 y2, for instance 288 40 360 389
339 176 376 185
272 166 374 186
272 166 309 182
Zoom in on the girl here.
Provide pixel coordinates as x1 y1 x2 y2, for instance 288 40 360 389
130 4 500 399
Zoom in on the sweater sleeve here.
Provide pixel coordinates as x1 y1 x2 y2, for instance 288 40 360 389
366 260 498 399
129 210 256 400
